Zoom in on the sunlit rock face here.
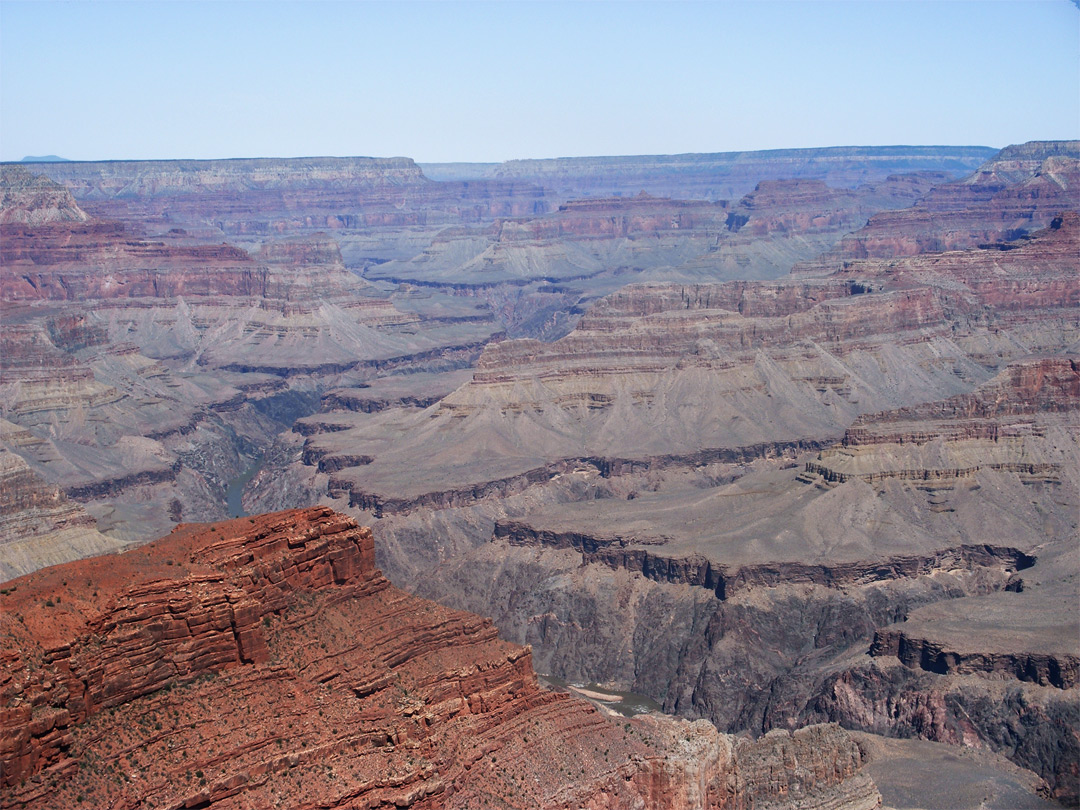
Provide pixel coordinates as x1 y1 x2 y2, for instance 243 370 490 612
1 140 1076 807
0 165 501 561
797 140 1080 272
0 166 89 225
0 506 880 810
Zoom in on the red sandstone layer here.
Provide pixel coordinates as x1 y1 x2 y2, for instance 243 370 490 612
796 141 1079 272
0 507 879 809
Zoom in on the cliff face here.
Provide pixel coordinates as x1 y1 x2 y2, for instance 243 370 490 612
3 141 1075 806
397 347 1079 802
842 356 1080 447
24 157 552 238
0 166 89 225
367 170 949 294
286 213 1078 804
0 506 879 810
784 359 1080 803
804 357 1078 485
0 222 260 302
293 214 1077 521
0 170 503 563
832 211 1080 314
483 145 997 200
0 447 126 581
797 141 1080 271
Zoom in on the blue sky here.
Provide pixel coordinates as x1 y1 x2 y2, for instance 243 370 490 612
1 1 1077 163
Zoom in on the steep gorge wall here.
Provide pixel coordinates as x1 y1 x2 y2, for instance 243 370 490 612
0 507 880 810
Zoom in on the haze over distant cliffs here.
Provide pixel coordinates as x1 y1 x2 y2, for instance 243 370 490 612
421 145 998 200
1 141 1076 809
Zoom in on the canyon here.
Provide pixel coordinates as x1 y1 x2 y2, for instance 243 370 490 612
0 506 882 810
1 141 1076 807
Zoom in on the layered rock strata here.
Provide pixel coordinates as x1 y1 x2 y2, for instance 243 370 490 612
290 217 1078 802
21 156 552 238
293 214 1077 525
3 142 1076 804
368 172 950 294
0 447 125 581
424 145 996 201
0 167 89 226
401 350 1079 801
0 506 879 810
798 140 1079 271
0 169 503 567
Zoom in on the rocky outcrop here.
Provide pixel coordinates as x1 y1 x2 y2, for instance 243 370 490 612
869 629 1078 689
0 506 880 809
802 357 1078 487
804 661 1079 805
0 166 88 225
828 210 1080 315
623 717 879 810
497 520 1035 599
0 447 125 581
842 356 1080 447
797 140 1079 270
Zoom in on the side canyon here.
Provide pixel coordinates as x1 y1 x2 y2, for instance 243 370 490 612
1 141 1075 808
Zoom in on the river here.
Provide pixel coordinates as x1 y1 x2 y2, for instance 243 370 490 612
538 674 663 717
226 456 264 518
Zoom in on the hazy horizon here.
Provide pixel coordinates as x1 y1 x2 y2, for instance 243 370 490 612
2 1 1078 164
10 143 1011 166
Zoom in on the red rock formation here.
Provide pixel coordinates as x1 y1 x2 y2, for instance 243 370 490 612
842 356 1080 447
0 220 262 302
831 211 1080 315
797 140 1079 271
0 507 878 809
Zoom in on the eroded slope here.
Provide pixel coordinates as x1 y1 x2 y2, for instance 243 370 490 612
0 506 880 810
